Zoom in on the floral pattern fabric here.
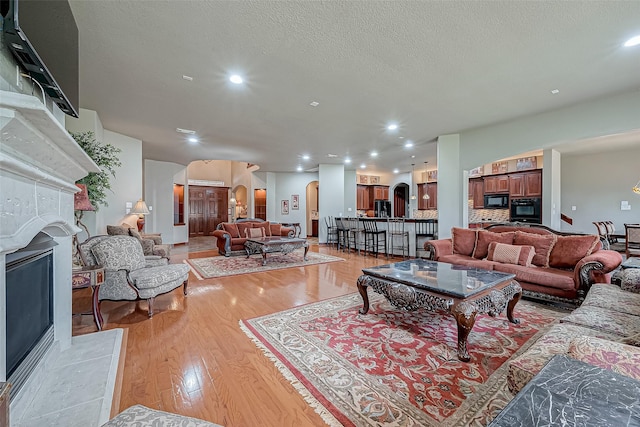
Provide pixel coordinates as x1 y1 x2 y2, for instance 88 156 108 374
561 305 640 337
583 283 640 316
102 404 220 426
568 336 640 381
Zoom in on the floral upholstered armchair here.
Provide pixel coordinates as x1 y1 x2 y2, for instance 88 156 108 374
79 235 189 318
106 224 171 258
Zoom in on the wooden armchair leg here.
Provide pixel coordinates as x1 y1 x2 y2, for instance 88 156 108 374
147 296 155 318
183 279 188 295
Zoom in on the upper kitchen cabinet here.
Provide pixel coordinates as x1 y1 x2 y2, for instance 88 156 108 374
484 175 509 194
470 178 484 208
509 170 542 198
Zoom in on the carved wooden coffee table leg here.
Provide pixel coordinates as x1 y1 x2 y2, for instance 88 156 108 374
260 248 268 266
356 275 371 314
451 301 478 362
507 286 522 324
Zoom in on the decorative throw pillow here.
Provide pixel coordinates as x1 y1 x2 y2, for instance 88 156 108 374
245 227 265 238
222 223 240 238
472 230 515 259
451 227 477 256
91 236 146 271
236 223 253 239
269 223 282 236
486 242 535 266
252 221 271 237
128 228 143 240
513 230 557 267
549 234 599 269
106 224 129 236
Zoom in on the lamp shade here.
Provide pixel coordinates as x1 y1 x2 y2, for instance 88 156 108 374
130 199 150 215
74 184 95 211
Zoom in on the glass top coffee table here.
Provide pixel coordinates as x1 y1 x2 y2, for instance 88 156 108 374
357 259 522 361
245 236 309 266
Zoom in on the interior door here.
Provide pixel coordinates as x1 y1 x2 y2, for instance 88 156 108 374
394 185 406 218
206 188 228 234
188 187 206 236
189 186 229 236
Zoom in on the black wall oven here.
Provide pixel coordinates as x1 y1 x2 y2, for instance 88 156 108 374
510 198 541 223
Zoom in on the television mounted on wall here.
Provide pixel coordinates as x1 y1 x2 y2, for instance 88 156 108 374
1 0 79 117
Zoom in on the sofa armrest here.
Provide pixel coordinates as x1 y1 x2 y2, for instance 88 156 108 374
574 250 623 295
424 238 453 260
621 269 640 293
281 227 294 238
212 230 232 256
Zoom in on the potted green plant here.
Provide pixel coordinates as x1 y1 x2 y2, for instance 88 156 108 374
71 131 122 209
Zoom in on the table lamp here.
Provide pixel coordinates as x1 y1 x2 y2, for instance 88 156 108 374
130 199 150 231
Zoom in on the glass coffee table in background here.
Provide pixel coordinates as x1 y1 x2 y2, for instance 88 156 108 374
245 236 309 266
357 259 522 362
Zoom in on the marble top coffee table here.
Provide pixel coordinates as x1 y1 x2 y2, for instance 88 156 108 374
489 354 640 426
357 259 522 362
245 236 308 266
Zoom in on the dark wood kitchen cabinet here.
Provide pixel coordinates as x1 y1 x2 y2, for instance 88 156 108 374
509 170 542 198
470 178 484 208
484 175 509 194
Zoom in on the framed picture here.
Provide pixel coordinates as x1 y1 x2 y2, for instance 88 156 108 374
516 156 537 171
491 161 508 174
281 200 289 215
469 165 484 177
359 175 369 184
370 176 380 184
291 194 299 210
427 170 438 182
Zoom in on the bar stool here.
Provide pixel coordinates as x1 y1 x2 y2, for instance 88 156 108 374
344 217 362 254
415 219 438 258
388 218 409 259
361 218 387 258
325 216 339 248
335 217 349 252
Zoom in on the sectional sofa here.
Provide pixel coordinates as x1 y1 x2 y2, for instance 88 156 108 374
425 223 623 305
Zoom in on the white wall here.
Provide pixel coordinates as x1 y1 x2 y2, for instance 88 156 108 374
273 173 319 236
560 144 640 234
187 160 232 183
344 170 357 215
319 164 345 243
144 159 188 244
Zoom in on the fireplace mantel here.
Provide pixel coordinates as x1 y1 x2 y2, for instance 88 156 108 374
0 91 99 399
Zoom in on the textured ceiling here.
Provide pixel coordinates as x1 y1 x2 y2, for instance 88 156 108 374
68 1 640 173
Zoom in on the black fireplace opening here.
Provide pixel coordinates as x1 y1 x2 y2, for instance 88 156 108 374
6 233 55 378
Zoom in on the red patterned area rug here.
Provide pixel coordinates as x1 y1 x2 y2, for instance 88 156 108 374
184 252 344 279
240 292 564 426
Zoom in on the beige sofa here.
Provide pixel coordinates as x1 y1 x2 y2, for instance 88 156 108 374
425 223 623 305
507 269 640 394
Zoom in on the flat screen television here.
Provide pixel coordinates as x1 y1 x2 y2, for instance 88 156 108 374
2 0 79 117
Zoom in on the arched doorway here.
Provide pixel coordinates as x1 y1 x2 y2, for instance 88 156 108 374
393 183 409 218
306 181 319 236
231 185 248 220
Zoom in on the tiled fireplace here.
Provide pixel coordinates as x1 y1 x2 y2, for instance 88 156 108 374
0 92 99 406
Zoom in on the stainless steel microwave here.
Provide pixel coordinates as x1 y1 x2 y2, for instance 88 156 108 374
483 194 509 209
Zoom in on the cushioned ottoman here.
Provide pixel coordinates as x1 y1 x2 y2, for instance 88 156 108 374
102 404 222 426
582 283 640 316
560 305 640 337
568 336 640 381
507 323 616 394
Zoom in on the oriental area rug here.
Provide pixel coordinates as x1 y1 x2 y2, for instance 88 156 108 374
240 292 564 426
184 252 344 279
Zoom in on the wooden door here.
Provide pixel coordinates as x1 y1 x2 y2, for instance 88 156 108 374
254 189 266 220
189 186 229 236
393 186 406 217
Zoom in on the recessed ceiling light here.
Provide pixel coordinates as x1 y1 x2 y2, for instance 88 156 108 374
411 155 416 158
387 123 398 131
229 74 244 84
393 168 399 174
551 89 560 94
302 154 310 160
624 35 640 47
370 151 378 157
296 165 303 172
327 153 338 158
187 137 198 143
398 136 405 139
176 128 196 135
344 157 352 164
360 163 366 169
404 140 414 148
309 101 319 107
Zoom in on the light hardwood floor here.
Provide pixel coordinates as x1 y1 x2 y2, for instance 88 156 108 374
72 241 393 426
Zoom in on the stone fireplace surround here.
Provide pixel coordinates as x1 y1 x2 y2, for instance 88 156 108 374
1 91 121 424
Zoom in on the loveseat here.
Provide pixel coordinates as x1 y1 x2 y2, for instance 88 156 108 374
507 269 640 394
212 218 294 256
425 223 622 305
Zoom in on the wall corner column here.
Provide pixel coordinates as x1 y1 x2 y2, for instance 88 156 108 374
437 134 463 238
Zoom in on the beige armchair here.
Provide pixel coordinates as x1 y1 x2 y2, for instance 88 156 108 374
79 235 189 318
106 224 171 258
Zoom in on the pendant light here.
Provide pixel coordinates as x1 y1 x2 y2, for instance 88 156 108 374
422 161 430 200
410 164 417 200
633 179 640 195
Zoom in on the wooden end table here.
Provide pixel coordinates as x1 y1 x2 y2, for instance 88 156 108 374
72 265 105 330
